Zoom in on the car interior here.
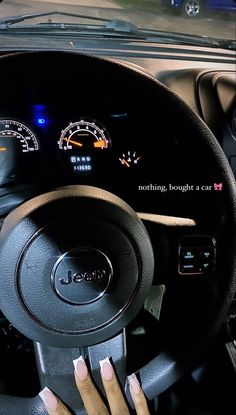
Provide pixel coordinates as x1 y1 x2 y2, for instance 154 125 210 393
0 4 235 415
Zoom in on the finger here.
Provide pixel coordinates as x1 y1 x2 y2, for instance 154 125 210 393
99 357 130 415
39 386 71 415
73 355 109 415
128 374 151 415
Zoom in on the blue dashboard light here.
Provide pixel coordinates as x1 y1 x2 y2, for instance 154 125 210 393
34 105 45 111
33 105 48 127
36 117 46 125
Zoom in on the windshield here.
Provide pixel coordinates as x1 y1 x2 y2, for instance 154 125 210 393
0 0 235 47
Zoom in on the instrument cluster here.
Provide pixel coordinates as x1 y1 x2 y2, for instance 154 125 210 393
0 104 145 187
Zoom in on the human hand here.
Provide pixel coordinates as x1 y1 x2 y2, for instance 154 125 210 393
39 355 150 415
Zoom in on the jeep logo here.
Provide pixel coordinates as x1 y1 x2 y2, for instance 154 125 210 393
60 269 107 285
52 248 112 305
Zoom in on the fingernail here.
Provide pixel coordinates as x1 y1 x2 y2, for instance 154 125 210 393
73 355 88 381
99 357 114 381
39 386 58 411
128 373 141 395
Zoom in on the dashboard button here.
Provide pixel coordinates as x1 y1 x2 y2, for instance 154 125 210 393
179 248 198 273
198 248 215 273
179 238 216 275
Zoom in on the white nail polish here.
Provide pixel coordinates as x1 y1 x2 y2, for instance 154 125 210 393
99 357 114 381
99 357 111 371
39 386 58 411
73 355 88 380
128 373 141 395
73 355 85 372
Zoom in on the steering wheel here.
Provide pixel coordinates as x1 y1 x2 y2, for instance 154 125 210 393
0 51 235 415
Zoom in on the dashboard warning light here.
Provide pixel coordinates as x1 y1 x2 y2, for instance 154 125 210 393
36 117 46 126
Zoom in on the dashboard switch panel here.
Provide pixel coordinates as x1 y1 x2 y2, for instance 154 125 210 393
178 236 216 275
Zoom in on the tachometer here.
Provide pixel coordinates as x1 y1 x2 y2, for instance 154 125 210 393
58 118 111 173
58 119 110 151
0 120 39 184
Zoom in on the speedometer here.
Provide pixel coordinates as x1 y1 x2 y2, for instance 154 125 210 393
58 118 111 173
0 120 39 184
0 120 39 152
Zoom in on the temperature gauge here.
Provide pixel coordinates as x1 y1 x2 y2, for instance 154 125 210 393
119 151 142 168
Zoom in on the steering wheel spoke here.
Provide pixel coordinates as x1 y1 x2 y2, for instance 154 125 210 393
0 331 127 415
33 330 127 415
138 212 218 279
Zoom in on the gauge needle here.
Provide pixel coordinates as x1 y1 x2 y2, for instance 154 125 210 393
94 140 106 148
119 158 130 168
0 147 7 152
63 137 83 147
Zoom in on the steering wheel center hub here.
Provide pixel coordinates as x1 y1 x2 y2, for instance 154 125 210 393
52 248 112 305
0 185 154 347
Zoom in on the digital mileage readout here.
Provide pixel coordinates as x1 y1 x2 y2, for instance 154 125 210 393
70 156 92 172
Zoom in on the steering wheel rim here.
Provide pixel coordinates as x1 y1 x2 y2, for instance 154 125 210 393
0 51 235 414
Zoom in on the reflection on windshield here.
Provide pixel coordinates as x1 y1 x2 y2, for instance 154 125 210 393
0 0 235 40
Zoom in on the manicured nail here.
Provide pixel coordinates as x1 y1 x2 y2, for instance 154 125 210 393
39 386 58 411
99 357 114 381
73 355 88 381
128 373 141 395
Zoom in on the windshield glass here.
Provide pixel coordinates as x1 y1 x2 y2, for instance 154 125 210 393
0 0 235 45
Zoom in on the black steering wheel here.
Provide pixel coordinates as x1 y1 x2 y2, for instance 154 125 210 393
0 51 235 415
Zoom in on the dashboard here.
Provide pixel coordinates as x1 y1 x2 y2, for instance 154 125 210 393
0 98 166 207
160 69 236 178
0 49 235 221
0 76 184 217
0 99 153 184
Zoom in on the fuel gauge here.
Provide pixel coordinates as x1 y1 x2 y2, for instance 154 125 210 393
119 151 142 168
